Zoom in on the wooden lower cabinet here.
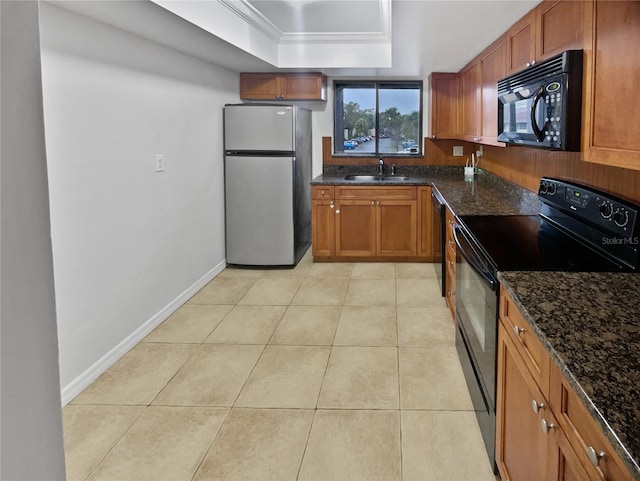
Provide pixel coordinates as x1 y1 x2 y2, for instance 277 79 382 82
445 208 456 320
335 199 376 257
376 200 417 257
497 289 633 481
496 319 550 481
312 185 429 261
311 199 336 257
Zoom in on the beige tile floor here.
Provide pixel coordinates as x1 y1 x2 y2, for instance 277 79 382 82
63 251 498 481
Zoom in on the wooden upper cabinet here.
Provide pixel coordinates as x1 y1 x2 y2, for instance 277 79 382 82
535 1 588 61
582 1 640 170
479 35 506 146
507 1 587 75
429 73 459 139
460 61 481 142
506 11 536 74
239 72 327 101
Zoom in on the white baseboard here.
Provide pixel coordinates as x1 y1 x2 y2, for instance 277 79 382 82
60 259 227 405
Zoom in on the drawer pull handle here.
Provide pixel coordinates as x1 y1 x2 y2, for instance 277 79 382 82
330 202 334 209
335 209 340 214
540 419 555 434
513 325 525 336
531 400 545 413
372 201 376 206
321 190 325 195
587 447 606 467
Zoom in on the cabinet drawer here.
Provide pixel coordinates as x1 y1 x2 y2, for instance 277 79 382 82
499 292 550 396
549 363 633 481
312 185 334 200
446 241 456 273
445 208 456 242
336 186 416 200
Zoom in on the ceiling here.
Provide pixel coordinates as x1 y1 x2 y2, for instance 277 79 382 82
53 0 541 78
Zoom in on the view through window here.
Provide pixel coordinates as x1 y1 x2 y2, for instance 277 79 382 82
334 81 422 155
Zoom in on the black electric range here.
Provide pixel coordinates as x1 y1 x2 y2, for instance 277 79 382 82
452 177 639 473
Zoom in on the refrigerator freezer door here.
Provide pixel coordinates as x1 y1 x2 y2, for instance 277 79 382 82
224 105 294 152
225 155 295 265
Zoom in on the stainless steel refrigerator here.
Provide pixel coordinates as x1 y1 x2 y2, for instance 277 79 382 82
223 104 312 266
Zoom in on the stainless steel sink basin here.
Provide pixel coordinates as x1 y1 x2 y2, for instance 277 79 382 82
344 175 411 182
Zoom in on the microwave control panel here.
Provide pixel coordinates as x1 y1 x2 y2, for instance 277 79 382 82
542 81 563 144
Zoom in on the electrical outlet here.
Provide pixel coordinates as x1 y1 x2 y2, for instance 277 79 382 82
453 146 463 156
155 154 165 173
476 146 483 157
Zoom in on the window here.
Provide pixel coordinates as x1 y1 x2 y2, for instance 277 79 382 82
334 81 423 155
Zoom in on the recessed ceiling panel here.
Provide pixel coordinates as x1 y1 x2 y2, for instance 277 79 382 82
247 0 383 34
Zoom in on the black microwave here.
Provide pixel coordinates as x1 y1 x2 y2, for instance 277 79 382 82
497 50 583 151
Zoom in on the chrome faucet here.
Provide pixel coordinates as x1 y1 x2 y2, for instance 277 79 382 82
378 158 384 176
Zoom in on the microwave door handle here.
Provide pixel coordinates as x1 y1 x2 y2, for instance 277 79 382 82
530 85 546 142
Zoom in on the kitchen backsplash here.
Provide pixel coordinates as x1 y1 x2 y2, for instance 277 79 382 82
321 136 640 204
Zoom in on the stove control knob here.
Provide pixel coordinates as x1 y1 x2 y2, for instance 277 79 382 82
599 202 613 219
613 208 629 228
547 182 557 195
539 182 548 194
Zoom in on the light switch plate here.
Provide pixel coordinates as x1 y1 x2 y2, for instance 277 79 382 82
453 146 463 156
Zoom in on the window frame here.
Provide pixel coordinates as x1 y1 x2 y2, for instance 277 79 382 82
333 80 424 157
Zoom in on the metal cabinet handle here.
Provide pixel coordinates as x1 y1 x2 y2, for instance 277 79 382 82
335 209 340 214
513 325 525 336
587 447 606 467
526 62 531 67
321 190 325 195
377 200 380 206
432 135 436 139
371 201 376 206
329 201 334 209
531 59 536 65
531 399 545 413
540 419 555 433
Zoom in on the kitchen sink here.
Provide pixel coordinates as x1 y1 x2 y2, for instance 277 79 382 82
343 174 412 182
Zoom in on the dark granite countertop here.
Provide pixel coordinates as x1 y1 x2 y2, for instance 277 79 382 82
498 271 640 479
312 165 541 216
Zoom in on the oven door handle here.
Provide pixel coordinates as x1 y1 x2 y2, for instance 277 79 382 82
452 223 497 291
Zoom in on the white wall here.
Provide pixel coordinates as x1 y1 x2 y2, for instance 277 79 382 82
0 1 66 478
39 2 240 402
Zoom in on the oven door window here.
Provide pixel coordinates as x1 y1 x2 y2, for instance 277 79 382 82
453 224 498 406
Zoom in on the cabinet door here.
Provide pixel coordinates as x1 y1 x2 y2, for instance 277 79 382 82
335 200 376 257
239 73 281 100
582 1 640 170
546 425 597 481
376 200 417 257
312 199 335 258
506 12 536 74
535 1 588 62
417 186 433 259
479 36 506 146
460 62 481 142
282 73 327 101
496 321 547 481
429 73 459 139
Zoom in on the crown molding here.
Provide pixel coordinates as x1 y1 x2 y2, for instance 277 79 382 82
217 0 283 41
219 0 391 45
